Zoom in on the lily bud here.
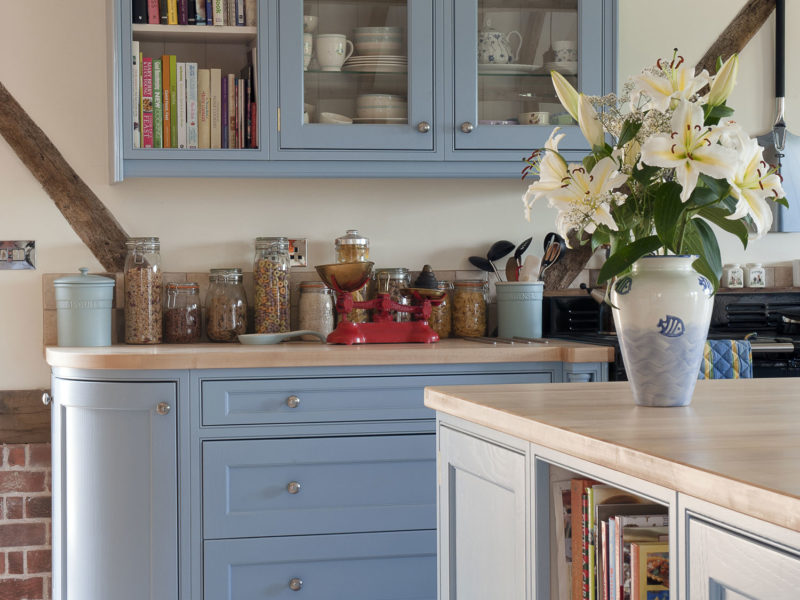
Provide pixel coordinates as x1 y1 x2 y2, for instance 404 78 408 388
551 71 579 122
708 54 738 107
577 94 605 150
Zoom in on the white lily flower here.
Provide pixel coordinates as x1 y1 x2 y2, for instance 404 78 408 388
717 118 750 153
630 55 709 112
522 128 568 221
546 156 628 243
551 71 580 122
639 100 738 201
727 139 785 237
707 54 739 108
577 94 605 149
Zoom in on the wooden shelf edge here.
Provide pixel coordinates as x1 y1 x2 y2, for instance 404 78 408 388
133 24 257 43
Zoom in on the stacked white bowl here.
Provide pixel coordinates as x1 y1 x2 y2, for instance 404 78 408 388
356 94 407 119
352 27 402 56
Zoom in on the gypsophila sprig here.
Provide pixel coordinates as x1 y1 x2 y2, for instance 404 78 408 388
521 51 788 291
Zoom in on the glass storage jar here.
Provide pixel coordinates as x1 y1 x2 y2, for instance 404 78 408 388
453 280 488 337
372 267 412 322
124 237 162 344
254 237 291 333
164 282 201 343
297 281 335 339
429 280 453 339
205 268 247 342
335 229 370 263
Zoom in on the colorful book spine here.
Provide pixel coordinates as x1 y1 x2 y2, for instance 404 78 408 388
236 0 244 25
609 517 618 600
147 0 160 23
571 478 596 600
238 80 245 148
141 58 154 148
133 0 147 23
152 59 163 148
245 0 256 26
178 0 188 25
587 487 597 600
195 0 207 24
188 1 196 25
227 0 235 27
176 62 187 149
213 0 224 25
197 68 211 148
250 99 257 149
169 55 178 147
161 55 171 148
244 76 251 148
206 0 213 25
186 63 198 148
227 73 236 148
220 75 228 149
633 543 669 600
159 0 168 23
132 42 141 148
210 67 222 148
167 0 178 24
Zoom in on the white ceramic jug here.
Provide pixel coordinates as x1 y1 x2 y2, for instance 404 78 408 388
478 20 522 65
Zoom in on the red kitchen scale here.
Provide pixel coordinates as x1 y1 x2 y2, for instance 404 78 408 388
315 262 444 344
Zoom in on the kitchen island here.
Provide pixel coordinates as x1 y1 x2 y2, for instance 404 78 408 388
426 378 800 599
45 339 610 600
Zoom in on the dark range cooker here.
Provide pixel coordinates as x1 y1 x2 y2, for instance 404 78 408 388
544 291 800 380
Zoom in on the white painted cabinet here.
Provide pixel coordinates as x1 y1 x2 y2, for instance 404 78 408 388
50 378 178 600
438 425 528 600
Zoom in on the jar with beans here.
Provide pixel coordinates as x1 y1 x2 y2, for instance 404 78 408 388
124 237 162 344
429 280 453 339
297 281 335 339
371 268 412 322
254 237 290 333
453 280 488 337
205 268 247 342
164 281 201 343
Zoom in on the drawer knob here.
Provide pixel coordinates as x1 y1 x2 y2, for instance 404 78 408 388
287 481 301 494
156 401 171 416
289 577 303 591
417 121 431 133
460 121 474 134
42 392 52 406
286 395 300 408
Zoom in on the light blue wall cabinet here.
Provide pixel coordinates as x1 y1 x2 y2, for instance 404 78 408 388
112 0 616 179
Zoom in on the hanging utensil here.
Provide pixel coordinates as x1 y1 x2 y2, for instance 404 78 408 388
505 256 519 282
486 240 515 280
518 255 541 281
756 0 800 231
514 237 532 267
538 236 566 281
468 256 494 272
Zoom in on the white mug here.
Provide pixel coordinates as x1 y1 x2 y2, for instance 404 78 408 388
303 33 313 71
315 34 354 72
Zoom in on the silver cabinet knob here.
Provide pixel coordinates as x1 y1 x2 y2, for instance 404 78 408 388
42 393 51 406
417 121 431 133
286 395 300 408
460 121 474 133
156 401 171 416
287 481 301 494
289 577 303 591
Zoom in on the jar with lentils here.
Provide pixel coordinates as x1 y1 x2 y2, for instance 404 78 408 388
124 237 162 344
164 281 201 343
297 281 335 339
205 268 247 342
429 280 453 338
453 280 488 337
254 237 290 333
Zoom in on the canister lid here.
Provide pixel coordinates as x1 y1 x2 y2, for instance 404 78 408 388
373 267 408 278
125 237 160 250
54 268 115 287
255 237 289 248
335 230 369 245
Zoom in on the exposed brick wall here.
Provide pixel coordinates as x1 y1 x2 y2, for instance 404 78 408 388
0 444 51 600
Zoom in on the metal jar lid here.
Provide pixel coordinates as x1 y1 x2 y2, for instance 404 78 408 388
373 267 409 279
54 268 115 288
255 236 289 249
335 230 369 245
209 267 243 283
299 281 332 293
166 281 199 294
125 237 160 250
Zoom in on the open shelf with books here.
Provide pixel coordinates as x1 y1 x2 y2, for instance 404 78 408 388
132 24 257 43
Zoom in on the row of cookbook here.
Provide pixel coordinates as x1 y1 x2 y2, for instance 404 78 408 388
132 42 258 150
133 0 257 27
554 478 670 600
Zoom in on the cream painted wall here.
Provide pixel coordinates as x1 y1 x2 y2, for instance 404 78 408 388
1 0 798 389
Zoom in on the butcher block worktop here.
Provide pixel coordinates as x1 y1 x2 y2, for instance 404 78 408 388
45 338 613 370
425 378 800 532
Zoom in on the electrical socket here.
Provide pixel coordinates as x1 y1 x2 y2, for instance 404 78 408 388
288 238 308 267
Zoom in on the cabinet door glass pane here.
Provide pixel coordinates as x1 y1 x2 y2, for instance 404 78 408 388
303 0 409 126
477 1 577 130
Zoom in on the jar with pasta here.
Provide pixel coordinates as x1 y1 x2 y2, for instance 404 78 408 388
164 281 201 343
429 280 453 339
205 268 247 342
124 237 162 344
453 280 487 337
254 237 290 333
334 229 369 263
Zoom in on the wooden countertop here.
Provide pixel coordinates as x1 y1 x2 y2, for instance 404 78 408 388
425 378 800 532
45 338 614 371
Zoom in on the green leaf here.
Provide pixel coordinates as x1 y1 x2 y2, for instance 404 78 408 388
688 186 719 207
692 255 720 294
616 120 643 148
775 196 789 208
697 173 730 198
716 55 723 71
697 205 749 249
583 154 598 173
683 219 723 284
591 228 611 251
653 182 683 250
704 104 735 126
632 164 660 186
596 235 663 284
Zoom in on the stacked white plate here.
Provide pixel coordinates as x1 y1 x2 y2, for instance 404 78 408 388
355 94 408 124
343 55 408 73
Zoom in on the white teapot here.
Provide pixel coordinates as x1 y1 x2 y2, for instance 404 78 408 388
478 19 522 65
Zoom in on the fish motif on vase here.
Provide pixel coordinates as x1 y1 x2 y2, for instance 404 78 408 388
657 314 685 337
615 276 632 295
698 276 713 296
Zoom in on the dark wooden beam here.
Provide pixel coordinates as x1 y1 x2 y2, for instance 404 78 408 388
0 82 129 272
542 231 595 291
0 390 51 444
696 0 775 74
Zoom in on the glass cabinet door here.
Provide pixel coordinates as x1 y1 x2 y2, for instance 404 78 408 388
277 0 435 152
452 0 606 156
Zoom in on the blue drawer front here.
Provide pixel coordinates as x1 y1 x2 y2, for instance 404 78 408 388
203 434 435 539
204 530 436 600
201 371 554 426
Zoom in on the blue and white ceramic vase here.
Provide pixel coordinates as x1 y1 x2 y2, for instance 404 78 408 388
610 255 714 407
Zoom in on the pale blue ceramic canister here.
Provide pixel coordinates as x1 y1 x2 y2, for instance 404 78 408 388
495 281 543 339
54 268 115 347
